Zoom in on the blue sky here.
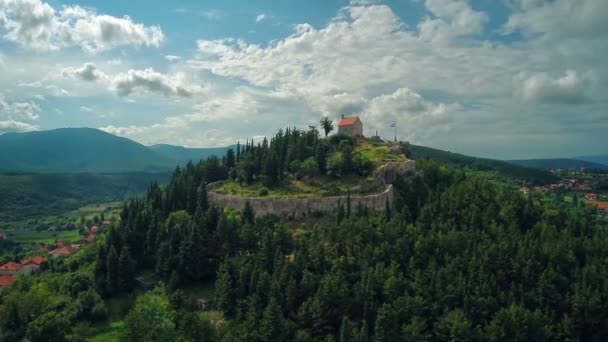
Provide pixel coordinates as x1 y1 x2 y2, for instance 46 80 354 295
0 0 606 159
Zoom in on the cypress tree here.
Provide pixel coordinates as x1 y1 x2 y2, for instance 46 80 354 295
118 246 135 292
106 246 119 295
346 189 351 219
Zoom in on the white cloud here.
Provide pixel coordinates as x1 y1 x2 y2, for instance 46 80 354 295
59 63 204 98
364 88 454 137
11 102 40 120
518 70 593 104
112 68 199 98
80 106 93 112
503 0 608 39
165 55 182 62
0 0 164 52
418 0 488 44
0 95 40 121
0 119 38 133
62 62 106 81
255 14 266 23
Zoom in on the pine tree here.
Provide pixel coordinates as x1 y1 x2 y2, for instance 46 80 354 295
117 246 135 292
346 189 351 219
260 297 285 341
94 245 108 296
242 201 255 226
337 200 345 225
216 261 236 318
196 182 208 213
385 197 391 221
106 246 119 295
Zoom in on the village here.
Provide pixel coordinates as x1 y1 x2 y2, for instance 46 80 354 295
0 221 109 293
519 171 608 214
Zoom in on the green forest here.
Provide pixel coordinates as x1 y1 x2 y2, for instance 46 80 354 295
1 129 607 341
0 172 170 223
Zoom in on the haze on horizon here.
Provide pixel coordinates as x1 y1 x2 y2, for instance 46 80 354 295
0 0 606 160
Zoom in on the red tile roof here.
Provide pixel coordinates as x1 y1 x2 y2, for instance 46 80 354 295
50 246 78 256
0 275 16 287
0 262 23 272
85 235 96 243
338 116 360 126
587 201 608 210
21 256 46 266
90 226 99 233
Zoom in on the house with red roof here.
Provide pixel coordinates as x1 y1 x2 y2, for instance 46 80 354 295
0 262 23 276
0 275 16 293
56 239 66 248
90 225 99 234
338 116 363 137
587 201 608 213
49 246 78 257
21 256 46 266
20 256 46 275
585 193 598 201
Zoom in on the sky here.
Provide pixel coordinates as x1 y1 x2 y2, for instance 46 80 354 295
0 0 606 159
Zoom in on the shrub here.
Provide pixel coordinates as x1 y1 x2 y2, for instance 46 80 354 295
258 187 269 197
300 158 320 178
327 153 344 177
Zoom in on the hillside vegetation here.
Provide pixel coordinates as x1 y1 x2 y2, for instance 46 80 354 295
410 144 558 184
0 172 170 223
215 128 408 198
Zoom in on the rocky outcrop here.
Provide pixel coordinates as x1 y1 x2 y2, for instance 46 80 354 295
208 182 394 219
374 160 416 185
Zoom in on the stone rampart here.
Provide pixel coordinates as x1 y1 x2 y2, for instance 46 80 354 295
207 182 394 219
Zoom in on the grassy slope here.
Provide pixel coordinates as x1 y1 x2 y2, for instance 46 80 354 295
0 173 169 224
410 144 559 184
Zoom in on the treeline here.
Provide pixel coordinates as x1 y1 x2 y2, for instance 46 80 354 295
233 127 374 186
409 145 559 184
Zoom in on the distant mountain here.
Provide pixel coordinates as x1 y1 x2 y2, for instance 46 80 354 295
574 155 608 167
0 128 173 173
149 144 235 164
508 158 608 170
409 144 559 184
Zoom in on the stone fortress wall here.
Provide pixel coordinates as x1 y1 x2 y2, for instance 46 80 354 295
207 160 415 219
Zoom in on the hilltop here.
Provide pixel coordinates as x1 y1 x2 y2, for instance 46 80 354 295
212 130 412 201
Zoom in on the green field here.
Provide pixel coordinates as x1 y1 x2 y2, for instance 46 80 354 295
5 230 81 245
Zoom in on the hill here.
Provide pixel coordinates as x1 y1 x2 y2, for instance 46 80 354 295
575 154 608 167
0 128 173 173
0 172 170 224
149 144 234 164
409 144 558 184
508 158 608 170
